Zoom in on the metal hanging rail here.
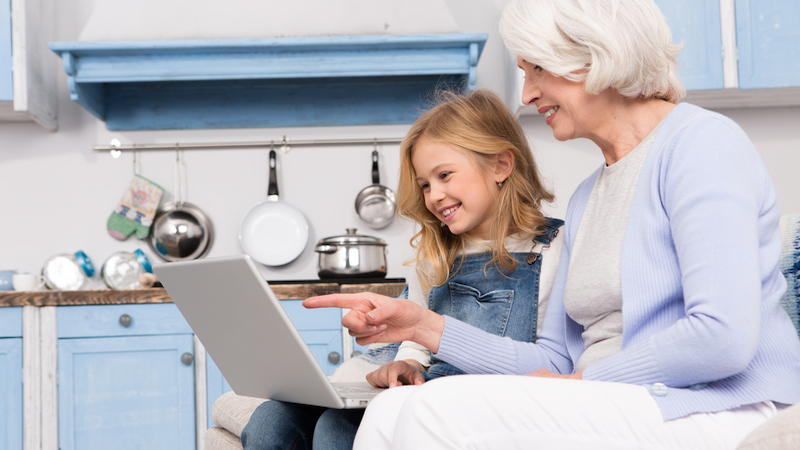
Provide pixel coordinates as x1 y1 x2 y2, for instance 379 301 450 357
94 136 405 156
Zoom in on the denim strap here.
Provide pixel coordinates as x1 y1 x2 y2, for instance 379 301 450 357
528 217 564 264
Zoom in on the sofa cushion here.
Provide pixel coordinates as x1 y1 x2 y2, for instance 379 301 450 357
737 403 800 450
205 426 244 450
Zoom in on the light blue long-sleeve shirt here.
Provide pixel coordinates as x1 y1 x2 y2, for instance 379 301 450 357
435 103 800 420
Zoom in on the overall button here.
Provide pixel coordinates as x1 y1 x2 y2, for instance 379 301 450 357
649 383 668 397
689 383 708 390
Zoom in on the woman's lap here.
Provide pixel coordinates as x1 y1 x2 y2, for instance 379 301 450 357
354 375 778 450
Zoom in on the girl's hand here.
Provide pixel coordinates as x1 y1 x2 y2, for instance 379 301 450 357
303 293 446 351
366 360 426 388
526 368 583 380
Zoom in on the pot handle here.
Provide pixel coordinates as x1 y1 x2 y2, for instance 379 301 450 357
268 149 279 198
371 150 380 185
315 244 338 254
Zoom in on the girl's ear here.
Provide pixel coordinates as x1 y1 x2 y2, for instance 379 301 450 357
494 149 515 183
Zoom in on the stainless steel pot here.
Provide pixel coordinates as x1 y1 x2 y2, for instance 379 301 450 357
315 228 387 279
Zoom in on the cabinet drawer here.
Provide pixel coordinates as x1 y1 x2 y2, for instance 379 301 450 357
58 304 192 338
0 308 21 338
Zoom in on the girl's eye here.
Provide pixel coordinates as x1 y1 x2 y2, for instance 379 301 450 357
439 172 450 180
419 182 429 190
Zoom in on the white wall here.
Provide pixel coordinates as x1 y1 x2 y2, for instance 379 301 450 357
1 0 799 284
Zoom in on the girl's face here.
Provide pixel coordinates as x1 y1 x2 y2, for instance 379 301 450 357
517 56 607 142
412 136 499 240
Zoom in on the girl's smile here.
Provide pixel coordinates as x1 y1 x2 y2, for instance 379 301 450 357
412 136 500 240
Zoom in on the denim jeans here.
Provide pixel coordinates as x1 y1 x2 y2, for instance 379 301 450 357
240 343 401 450
240 401 364 450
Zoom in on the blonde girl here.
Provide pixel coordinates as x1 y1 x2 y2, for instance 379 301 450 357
358 88 565 387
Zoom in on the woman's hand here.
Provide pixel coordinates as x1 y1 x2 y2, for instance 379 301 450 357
303 292 446 351
526 368 583 380
366 360 426 388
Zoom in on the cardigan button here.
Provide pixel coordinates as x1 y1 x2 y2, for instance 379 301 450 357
649 383 668 397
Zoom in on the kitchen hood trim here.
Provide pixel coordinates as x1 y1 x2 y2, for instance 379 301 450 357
48 34 487 131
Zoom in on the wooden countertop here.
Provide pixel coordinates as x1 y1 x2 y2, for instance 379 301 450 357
0 282 406 307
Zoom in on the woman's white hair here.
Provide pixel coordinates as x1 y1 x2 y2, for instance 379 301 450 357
499 0 686 103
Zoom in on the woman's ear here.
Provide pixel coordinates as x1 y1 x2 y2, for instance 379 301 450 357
494 149 515 183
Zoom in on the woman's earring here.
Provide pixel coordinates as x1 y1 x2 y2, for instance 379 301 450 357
440 222 446 227
497 181 503 188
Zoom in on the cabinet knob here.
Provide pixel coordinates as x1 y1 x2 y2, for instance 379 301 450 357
181 353 194 365
351 351 363 358
119 314 132 327
328 352 341 364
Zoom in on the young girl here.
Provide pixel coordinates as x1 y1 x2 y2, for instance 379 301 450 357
363 88 563 388
242 88 563 450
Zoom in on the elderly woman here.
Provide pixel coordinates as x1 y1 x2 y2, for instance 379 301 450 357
304 0 800 448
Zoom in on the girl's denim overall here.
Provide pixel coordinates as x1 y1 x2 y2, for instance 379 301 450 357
425 217 563 380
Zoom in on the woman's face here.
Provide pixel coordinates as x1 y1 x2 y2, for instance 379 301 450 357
517 56 606 142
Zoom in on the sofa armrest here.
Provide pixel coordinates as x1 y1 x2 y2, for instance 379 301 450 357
211 392 268 438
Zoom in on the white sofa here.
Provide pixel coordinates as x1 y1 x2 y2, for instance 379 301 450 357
207 214 800 450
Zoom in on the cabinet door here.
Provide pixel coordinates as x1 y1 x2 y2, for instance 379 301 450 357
0 338 22 450
58 334 195 450
0 307 22 450
0 0 11 101
736 0 800 88
654 0 724 90
280 300 343 376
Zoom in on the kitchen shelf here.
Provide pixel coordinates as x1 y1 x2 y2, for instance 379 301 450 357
48 34 487 131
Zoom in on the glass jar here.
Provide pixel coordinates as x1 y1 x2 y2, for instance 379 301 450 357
101 249 153 290
41 250 96 290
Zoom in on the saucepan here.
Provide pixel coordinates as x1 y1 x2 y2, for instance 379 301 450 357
315 228 387 279
355 150 397 229
240 150 309 266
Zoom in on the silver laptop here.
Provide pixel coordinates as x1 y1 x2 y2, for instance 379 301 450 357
154 254 384 409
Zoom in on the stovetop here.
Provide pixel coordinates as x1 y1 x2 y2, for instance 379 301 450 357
266 277 406 285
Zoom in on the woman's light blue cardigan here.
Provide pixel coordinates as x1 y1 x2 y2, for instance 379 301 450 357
435 103 800 420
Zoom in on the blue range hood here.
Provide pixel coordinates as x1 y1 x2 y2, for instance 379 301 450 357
48 34 487 131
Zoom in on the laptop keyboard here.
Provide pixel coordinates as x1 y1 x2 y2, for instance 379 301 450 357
335 386 377 395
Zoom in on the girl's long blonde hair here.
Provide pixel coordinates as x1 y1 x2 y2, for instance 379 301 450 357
399 89 555 291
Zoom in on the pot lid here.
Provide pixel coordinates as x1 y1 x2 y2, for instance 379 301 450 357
317 228 386 246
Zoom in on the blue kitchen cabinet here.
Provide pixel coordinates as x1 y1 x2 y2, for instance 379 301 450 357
654 0 725 91
205 299 343 427
0 307 23 450
0 0 57 129
736 0 800 89
0 0 12 101
57 304 195 450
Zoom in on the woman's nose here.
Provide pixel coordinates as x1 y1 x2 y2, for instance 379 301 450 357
521 76 540 106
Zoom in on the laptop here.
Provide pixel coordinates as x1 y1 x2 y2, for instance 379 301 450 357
153 254 384 409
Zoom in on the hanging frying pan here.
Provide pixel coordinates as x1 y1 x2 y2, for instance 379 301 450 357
355 150 397 229
239 150 309 266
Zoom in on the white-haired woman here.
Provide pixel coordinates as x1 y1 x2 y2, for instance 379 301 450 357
304 0 800 448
